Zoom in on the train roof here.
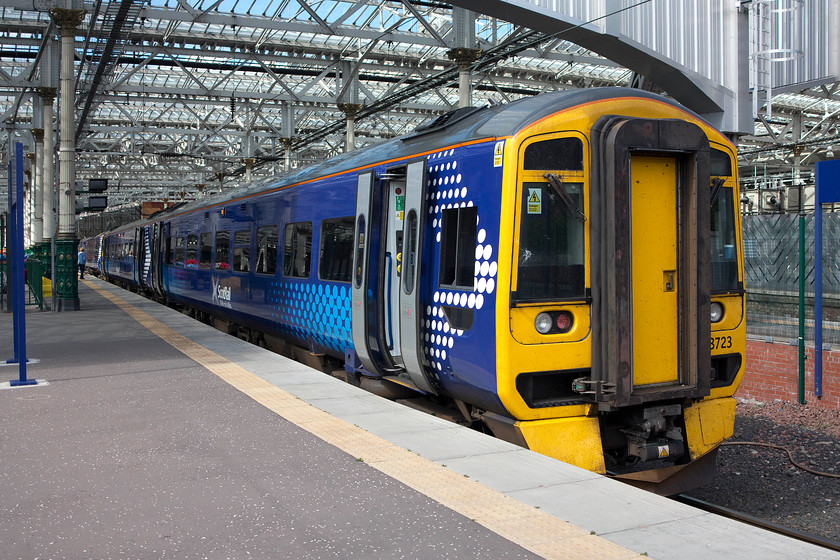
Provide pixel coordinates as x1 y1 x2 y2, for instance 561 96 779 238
108 88 699 230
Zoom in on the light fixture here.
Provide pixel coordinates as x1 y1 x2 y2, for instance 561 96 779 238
711 302 724 323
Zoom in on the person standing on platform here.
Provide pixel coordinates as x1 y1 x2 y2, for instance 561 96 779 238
78 247 85 280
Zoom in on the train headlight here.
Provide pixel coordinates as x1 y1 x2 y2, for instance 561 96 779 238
710 302 724 323
535 313 553 334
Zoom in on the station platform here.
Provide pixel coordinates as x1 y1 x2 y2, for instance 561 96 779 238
0 278 835 560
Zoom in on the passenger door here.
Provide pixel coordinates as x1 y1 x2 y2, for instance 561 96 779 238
352 159 435 392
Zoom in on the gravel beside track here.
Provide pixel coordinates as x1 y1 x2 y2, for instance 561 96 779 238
685 399 840 542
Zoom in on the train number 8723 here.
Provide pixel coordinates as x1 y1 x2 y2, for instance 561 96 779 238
711 336 733 350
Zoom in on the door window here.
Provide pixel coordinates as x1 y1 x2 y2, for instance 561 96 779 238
439 206 477 290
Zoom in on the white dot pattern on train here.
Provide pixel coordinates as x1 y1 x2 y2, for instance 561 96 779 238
424 148 497 379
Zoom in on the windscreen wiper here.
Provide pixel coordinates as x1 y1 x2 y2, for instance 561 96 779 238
710 177 726 206
544 173 586 222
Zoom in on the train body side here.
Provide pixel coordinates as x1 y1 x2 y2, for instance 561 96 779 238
156 139 506 412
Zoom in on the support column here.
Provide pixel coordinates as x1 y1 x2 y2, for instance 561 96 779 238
280 103 295 171
24 152 34 249
51 7 85 311
31 128 44 257
38 87 57 277
446 48 482 108
242 158 255 183
281 138 293 171
338 103 361 153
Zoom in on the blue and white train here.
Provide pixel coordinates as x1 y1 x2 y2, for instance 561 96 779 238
81 88 746 494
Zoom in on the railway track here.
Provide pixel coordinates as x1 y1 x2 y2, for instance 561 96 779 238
675 494 840 553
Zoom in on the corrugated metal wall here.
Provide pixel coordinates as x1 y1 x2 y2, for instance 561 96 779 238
513 0 834 99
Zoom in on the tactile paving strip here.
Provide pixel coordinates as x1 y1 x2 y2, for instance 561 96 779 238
87 280 644 560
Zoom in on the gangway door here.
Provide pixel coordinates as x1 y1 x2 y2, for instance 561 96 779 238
590 117 712 407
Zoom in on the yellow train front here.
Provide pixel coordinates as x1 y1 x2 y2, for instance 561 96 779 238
480 91 744 494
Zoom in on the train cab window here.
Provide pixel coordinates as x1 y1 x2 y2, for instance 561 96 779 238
515 181 585 301
255 225 278 275
439 206 477 290
711 149 733 177
283 222 312 278
233 229 252 273
710 148 738 292
199 232 212 269
215 230 230 270
711 186 739 292
186 235 198 268
319 217 354 282
174 237 185 267
524 137 583 171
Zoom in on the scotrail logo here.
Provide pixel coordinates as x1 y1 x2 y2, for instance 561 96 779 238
212 277 233 309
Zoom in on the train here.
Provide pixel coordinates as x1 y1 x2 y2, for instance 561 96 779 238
80 87 746 494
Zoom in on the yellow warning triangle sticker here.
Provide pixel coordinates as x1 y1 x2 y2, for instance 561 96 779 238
494 143 503 155
529 191 540 203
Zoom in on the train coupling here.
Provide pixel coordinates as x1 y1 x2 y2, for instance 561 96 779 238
572 377 615 401
623 404 685 462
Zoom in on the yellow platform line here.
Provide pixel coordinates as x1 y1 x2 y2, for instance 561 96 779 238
85 279 644 560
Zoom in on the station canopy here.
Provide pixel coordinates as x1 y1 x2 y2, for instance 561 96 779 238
0 0 837 209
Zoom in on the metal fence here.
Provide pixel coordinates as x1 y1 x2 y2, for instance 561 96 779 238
743 212 840 344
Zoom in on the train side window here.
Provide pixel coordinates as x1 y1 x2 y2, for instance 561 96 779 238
255 225 278 275
439 206 477 290
233 229 252 272
215 230 230 270
165 236 172 265
283 221 312 278
711 187 739 292
199 232 212 269
523 137 583 171
711 148 733 177
186 235 198 268
319 217 354 282
174 237 185 267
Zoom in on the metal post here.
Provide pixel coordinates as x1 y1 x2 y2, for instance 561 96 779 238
9 143 35 386
797 212 806 404
1 213 6 311
813 159 840 399
814 200 823 399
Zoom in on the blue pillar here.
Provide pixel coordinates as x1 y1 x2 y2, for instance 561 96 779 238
9 142 35 386
814 159 840 399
